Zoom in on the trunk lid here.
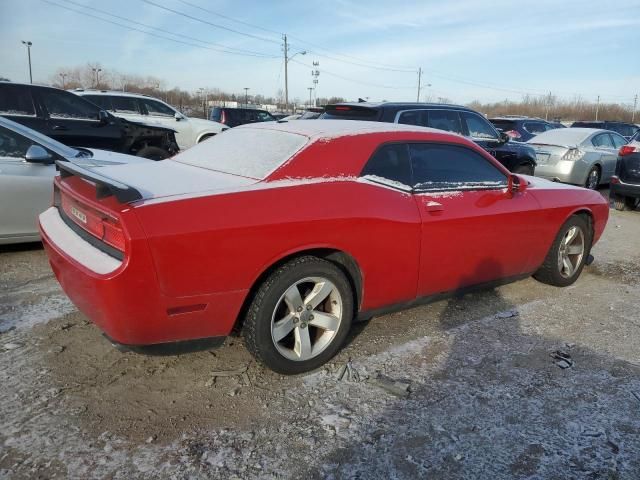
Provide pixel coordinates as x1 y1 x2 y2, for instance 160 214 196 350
527 143 572 166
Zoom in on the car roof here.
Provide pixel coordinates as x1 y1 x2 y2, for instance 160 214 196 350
73 89 155 100
329 101 472 111
527 127 613 145
236 119 450 140
490 117 545 122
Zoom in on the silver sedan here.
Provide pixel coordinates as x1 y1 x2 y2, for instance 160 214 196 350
0 116 148 244
527 128 627 189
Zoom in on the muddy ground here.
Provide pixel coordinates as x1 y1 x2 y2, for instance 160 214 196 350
1 199 639 479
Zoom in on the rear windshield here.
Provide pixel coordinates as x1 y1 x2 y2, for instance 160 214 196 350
489 120 516 131
173 127 308 179
608 124 638 137
321 106 378 121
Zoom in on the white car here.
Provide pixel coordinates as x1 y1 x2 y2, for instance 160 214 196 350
73 90 227 150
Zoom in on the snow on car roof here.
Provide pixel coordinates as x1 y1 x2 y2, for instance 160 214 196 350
238 119 445 140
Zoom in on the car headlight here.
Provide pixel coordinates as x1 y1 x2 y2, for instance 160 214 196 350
561 148 584 161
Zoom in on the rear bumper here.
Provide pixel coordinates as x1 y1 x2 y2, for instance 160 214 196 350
610 180 640 198
534 160 590 185
39 207 246 345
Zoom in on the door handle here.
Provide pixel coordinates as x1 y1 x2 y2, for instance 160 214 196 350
52 125 68 131
423 200 444 212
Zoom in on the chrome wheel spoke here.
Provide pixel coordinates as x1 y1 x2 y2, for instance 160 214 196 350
562 256 574 276
272 313 296 342
564 227 577 245
283 285 304 312
294 326 312 359
309 311 340 331
304 280 335 309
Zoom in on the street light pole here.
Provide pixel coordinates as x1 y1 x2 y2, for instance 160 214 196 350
633 94 638 123
307 87 313 108
92 68 102 88
21 41 33 84
244 87 250 106
282 34 306 113
59 73 67 89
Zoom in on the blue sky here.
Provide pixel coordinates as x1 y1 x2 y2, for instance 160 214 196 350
1 0 639 106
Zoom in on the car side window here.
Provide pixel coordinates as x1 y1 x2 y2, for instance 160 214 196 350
523 122 547 134
143 99 174 117
460 112 498 140
111 96 140 114
398 110 427 127
0 85 37 117
41 89 100 120
610 133 627 149
592 133 614 148
426 110 463 134
409 143 507 191
82 95 112 111
0 125 33 159
361 143 412 189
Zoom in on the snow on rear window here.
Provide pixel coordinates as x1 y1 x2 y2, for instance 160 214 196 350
173 128 308 179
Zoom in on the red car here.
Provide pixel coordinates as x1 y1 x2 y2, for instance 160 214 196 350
39 121 609 374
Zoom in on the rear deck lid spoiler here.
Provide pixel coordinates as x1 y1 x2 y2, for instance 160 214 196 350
56 160 142 203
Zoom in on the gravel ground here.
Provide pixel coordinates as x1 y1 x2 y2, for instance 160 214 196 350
1 198 639 479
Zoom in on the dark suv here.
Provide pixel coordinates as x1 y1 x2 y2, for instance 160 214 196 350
611 130 640 211
322 102 537 174
209 107 276 127
489 117 564 142
571 121 639 141
0 82 178 159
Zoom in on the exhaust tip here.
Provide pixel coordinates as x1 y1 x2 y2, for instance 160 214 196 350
586 254 595 266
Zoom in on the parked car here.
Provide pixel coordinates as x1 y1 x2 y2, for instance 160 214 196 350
527 128 627 189
39 120 608 374
74 90 227 150
489 117 564 142
570 121 639 141
322 102 538 174
0 116 147 244
0 83 178 159
611 130 640 211
298 107 325 120
209 107 276 127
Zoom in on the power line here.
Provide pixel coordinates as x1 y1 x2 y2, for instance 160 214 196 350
59 0 275 57
140 0 282 45
41 0 278 58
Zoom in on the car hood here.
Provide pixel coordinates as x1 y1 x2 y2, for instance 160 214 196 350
187 117 228 132
76 158 257 202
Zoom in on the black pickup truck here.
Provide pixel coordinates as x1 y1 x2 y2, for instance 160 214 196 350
0 82 178 159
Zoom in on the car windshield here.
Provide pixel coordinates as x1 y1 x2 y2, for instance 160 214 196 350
173 127 308 179
527 128 594 146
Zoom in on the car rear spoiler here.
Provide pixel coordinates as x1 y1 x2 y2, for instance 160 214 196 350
56 160 143 203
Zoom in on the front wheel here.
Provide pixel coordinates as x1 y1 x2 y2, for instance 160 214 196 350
243 256 354 374
613 194 638 211
533 215 592 287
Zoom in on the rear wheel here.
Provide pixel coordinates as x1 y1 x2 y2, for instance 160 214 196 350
513 164 534 176
243 256 354 374
136 146 170 160
585 166 600 190
613 194 639 211
533 215 592 287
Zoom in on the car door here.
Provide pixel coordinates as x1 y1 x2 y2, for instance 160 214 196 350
38 88 123 150
0 84 48 134
0 125 55 241
409 142 544 297
140 98 189 148
591 133 618 180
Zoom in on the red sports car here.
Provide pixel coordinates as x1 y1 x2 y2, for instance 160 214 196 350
39 121 609 374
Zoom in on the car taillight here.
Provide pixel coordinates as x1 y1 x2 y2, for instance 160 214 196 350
505 130 521 139
611 176 620 184
561 148 584 161
619 145 639 156
334 106 351 111
220 110 227 124
60 193 125 253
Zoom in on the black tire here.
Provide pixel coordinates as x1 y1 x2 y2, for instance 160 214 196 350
513 164 534 176
244 256 354 374
533 215 592 287
613 194 630 211
136 146 170 160
584 166 601 190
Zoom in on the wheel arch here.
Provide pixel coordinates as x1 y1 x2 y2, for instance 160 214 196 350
232 247 363 334
196 132 217 143
566 207 595 243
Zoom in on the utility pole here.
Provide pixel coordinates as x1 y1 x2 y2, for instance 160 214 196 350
59 73 67 89
312 61 319 107
21 41 32 83
633 94 638 123
545 91 552 120
244 87 250 106
92 68 102 88
417 67 422 102
595 95 600 121
307 87 313 107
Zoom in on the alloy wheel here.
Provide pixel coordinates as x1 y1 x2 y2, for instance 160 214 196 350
586 168 599 190
270 277 343 361
557 226 585 278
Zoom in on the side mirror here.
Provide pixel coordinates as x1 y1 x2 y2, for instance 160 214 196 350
24 145 53 164
174 112 184 121
499 131 510 143
98 110 110 124
508 174 527 196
